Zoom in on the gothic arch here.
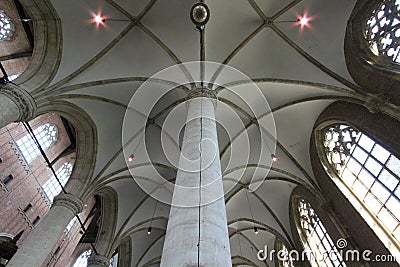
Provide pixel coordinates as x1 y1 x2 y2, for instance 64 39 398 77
13 0 62 92
94 186 118 258
289 185 358 267
37 100 97 199
345 0 400 105
310 101 400 266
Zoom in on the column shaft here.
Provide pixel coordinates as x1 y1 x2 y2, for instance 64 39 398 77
0 93 20 129
161 97 231 266
7 194 83 267
0 84 36 129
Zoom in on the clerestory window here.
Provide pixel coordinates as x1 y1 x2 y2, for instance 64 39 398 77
364 0 400 64
16 123 58 163
322 123 400 256
42 162 73 203
296 198 346 267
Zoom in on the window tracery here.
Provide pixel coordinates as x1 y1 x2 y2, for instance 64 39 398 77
42 162 73 203
365 0 400 63
73 250 92 267
297 199 346 267
323 124 400 244
277 242 295 267
16 123 58 163
0 10 14 41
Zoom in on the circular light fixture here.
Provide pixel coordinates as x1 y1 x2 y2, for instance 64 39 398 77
190 3 210 27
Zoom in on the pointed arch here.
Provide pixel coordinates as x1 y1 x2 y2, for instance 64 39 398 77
311 101 400 265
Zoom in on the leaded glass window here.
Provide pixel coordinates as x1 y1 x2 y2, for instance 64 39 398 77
324 124 400 244
0 10 14 41
16 124 58 163
298 199 346 267
42 162 73 203
365 0 400 63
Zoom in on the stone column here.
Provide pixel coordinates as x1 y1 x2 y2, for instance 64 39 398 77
160 90 232 266
0 83 36 129
87 254 110 267
7 194 83 267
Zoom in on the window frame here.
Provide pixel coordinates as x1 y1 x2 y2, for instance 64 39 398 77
16 123 58 163
292 196 347 267
363 0 400 65
42 162 73 203
274 238 296 267
347 0 400 74
315 119 400 259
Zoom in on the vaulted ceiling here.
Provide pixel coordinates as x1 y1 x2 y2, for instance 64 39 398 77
25 0 364 265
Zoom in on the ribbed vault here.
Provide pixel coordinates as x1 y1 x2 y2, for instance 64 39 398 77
14 0 400 266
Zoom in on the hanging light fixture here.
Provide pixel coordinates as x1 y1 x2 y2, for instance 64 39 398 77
254 226 259 235
190 2 210 27
127 154 134 162
147 226 152 235
271 154 279 162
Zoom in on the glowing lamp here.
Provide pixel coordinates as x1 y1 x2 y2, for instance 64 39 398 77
94 15 105 23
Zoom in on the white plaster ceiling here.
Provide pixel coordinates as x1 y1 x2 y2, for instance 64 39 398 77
36 0 361 265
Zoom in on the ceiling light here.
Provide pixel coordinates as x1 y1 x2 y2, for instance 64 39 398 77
94 15 105 23
190 3 210 27
299 16 309 26
128 154 134 162
147 226 152 235
254 226 259 235
271 154 279 162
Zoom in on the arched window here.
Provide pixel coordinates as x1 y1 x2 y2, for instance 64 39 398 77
276 240 295 267
322 123 400 255
72 249 117 267
73 250 92 267
42 162 73 203
296 198 346 267
0 10 14 41
364 0 400 64
16 123 58 163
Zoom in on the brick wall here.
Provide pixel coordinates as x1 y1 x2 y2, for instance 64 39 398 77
0 113 92 266
0 0 32 78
